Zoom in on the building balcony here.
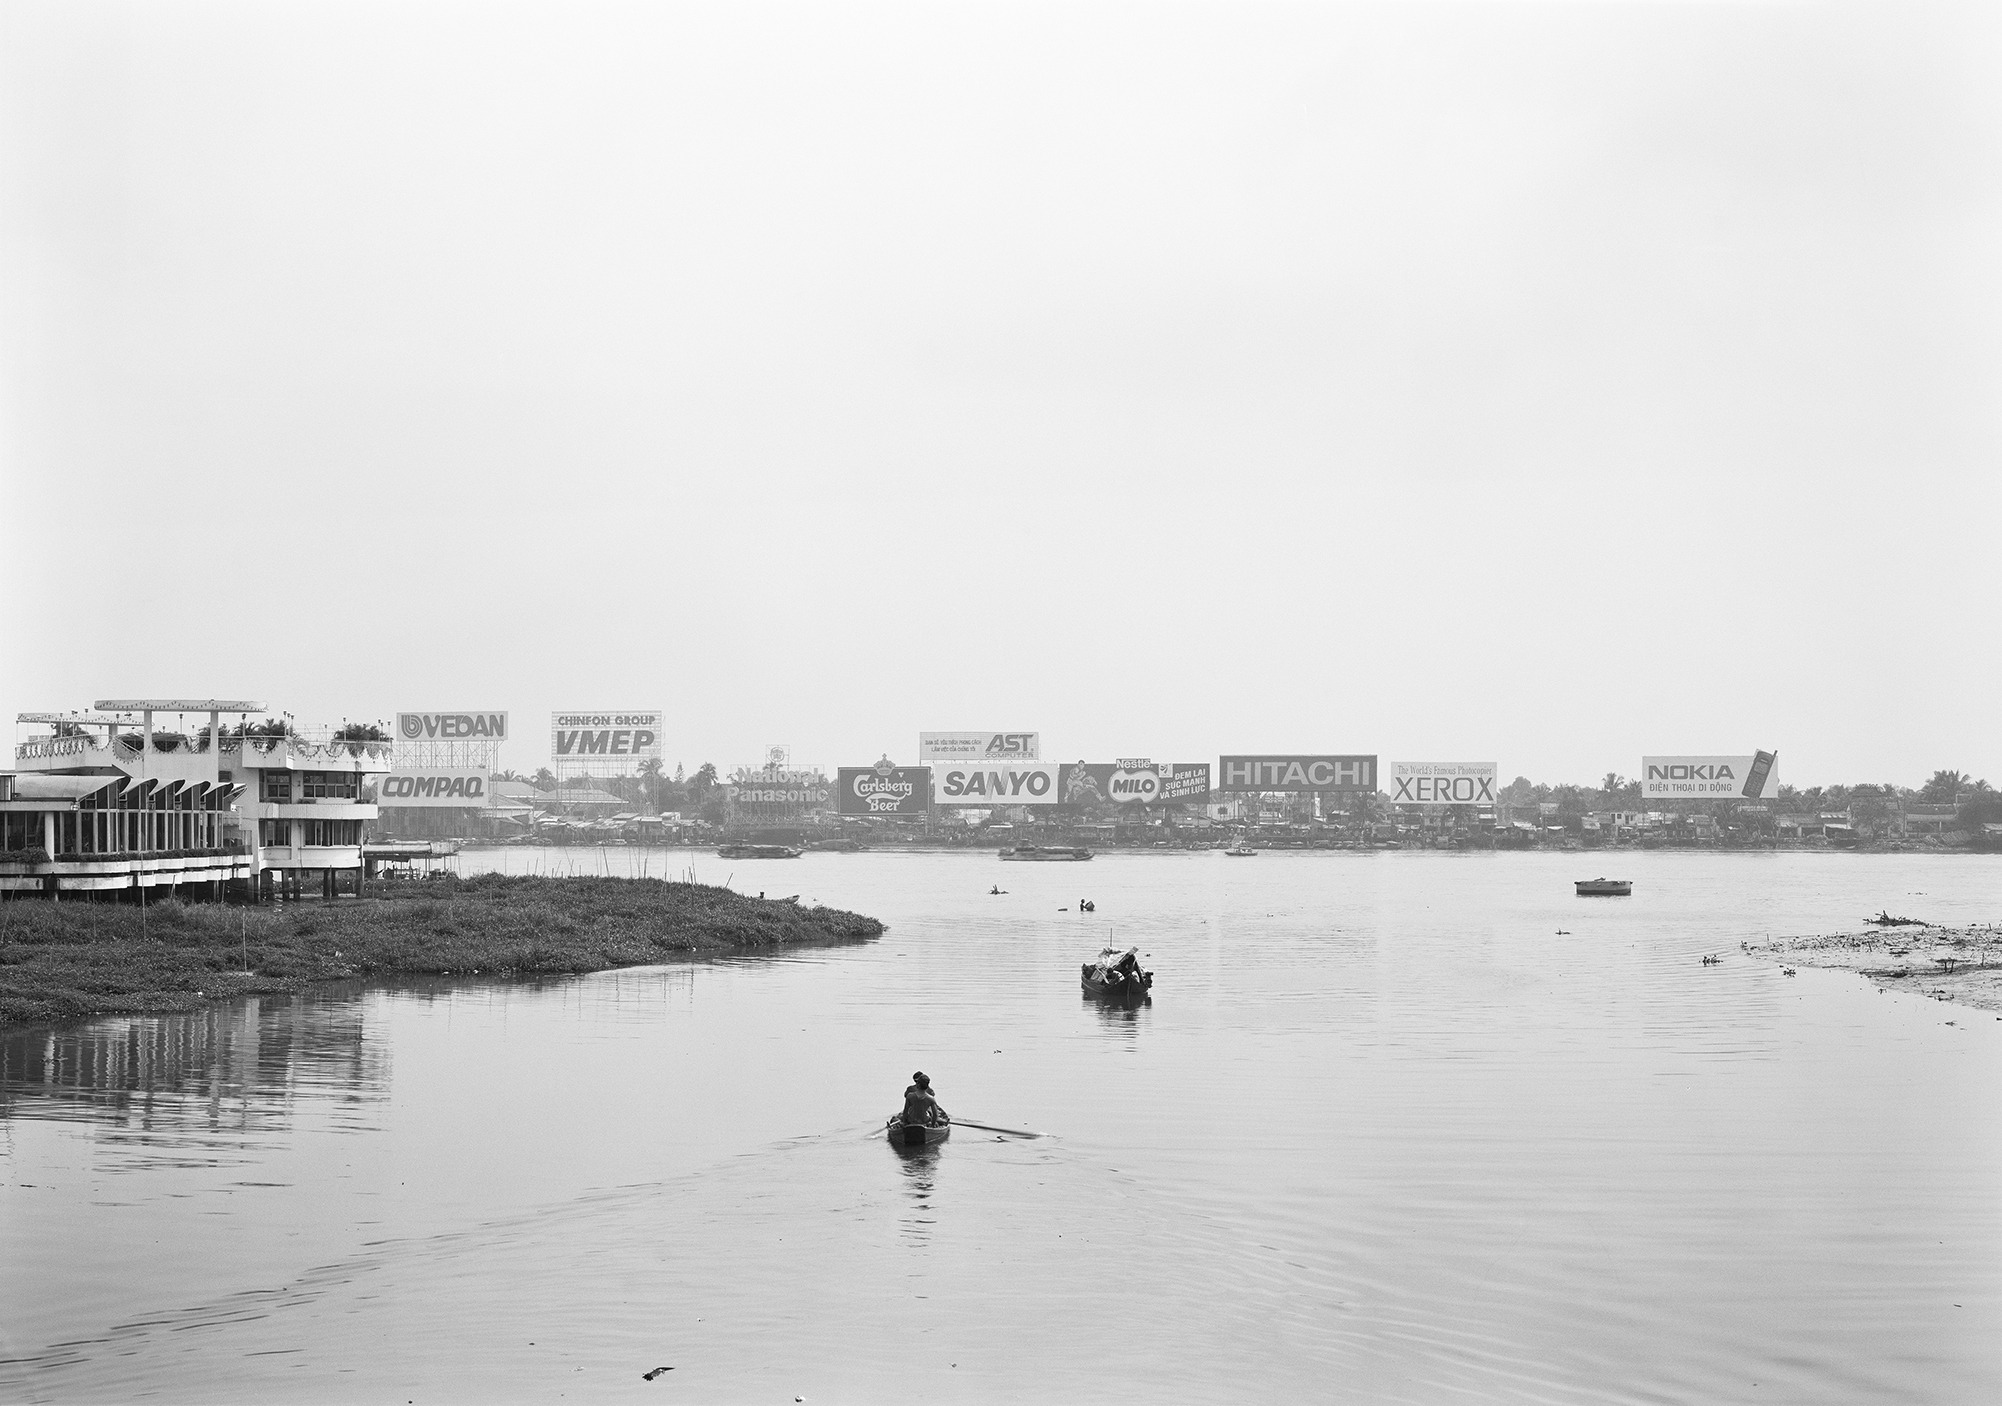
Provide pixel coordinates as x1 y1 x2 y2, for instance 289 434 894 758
221 736 395 774
258 844 365 870
0 849 253 893
255 802 381 820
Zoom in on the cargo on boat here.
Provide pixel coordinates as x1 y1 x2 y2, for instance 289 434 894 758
1575 877 1632 896
1000 845 1093 862
717 843 802 859
1082 945 1153 998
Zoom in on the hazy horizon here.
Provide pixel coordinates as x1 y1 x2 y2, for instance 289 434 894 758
4 1 1997 789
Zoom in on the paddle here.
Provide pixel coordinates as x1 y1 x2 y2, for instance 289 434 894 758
949 1119 1046 1139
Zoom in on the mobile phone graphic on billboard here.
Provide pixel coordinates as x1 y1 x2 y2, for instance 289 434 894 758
1742 750 1776 798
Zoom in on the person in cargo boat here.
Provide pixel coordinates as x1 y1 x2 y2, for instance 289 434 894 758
902 1072 948 1127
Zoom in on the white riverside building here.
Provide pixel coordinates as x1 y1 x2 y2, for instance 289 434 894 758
4 699 392 901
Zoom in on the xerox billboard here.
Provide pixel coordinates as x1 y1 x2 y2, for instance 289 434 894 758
1390 762 1498 805
1642 752 1780 800
838 766 932 815
1059 762 1212 806
1217 755 1377 793
919 732 1039 761
377 769 492 807
932 762 1059 806
551 711 662 765
397 712 508 741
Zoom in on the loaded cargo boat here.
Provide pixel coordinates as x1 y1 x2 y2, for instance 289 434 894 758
885 1113 951 1149
1575 878 1632 896
717 843 803 860
999 845 1094 862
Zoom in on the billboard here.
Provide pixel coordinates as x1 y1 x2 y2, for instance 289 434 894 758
1059 762 1212 806
729 782 831 807
397 712 508 741
1642 752 1780 800
552 711 663 766
1217 755 1377 793
1390 762 1498 805
377 768 492 807
919 732 1039 761
933 761 1059 806
837 765 932 816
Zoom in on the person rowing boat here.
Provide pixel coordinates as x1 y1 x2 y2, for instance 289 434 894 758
902 1071 948 1128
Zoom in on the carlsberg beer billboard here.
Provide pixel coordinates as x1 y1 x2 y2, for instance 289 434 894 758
837 766 932 815
1643 752 1780 799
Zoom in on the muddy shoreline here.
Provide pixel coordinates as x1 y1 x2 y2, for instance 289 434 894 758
1746 924 2002 1013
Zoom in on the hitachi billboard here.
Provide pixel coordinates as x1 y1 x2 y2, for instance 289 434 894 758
1217 755 1377 793
1642 752 1780 799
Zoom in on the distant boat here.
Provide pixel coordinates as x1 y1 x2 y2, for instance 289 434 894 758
1224 843 1256 857
1082 946 1153 998
999 845 1093 862
717 843 802 859
1575 878 1632 896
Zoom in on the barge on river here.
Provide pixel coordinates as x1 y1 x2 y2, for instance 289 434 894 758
1000 845 1093 862
1575 877 1633 896
717 843 803 860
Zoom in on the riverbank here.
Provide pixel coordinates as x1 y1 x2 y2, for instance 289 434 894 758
0 873 884 1030
1747 924 2002 1013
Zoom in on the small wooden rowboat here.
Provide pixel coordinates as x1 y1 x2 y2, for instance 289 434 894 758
1575 878 1633 896
886 1114 951 1149
1081 946 1153 998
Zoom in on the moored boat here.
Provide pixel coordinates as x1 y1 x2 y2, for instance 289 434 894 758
885 1114 951 1149
1575 877 1632 896
1000 845 1093 862
717 843 803 859
1081 945 1153 998
1224 844 1256 857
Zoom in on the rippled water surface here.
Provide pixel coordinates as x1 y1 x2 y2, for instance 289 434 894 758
4 850 2001 1403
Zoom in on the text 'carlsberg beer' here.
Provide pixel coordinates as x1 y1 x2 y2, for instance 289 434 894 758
1217 756 1377 792
836 766 932 816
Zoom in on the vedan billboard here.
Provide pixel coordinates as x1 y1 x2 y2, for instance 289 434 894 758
933 761 1059 806
919 732 1039 761
1218 755 1377 793
552 711 662 764
1059 762 1212 806
397 712 508 741
837 765 932 815
377 769 492 807
1390 762 1498 805
1642 752 1780 799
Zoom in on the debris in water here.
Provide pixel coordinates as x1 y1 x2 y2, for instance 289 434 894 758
643 1367 674 1381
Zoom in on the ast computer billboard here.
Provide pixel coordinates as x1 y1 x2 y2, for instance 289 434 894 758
919 732 1039 761
1218 756 1377 793
1642 752 1779 799
1390 762 1498 805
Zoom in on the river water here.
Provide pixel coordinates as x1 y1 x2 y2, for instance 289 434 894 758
3 850 2000 1404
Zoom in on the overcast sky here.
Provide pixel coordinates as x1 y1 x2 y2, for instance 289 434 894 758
3 0 1996 786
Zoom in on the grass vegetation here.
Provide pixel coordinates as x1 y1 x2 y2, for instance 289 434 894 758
0 873 883 1029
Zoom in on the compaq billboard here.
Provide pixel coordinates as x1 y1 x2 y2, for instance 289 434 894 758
933 762 1059 805
919 732 1039 761
838 766 932 815
397 712 508 741
1217 755 1377 793
1642 752 1779 799
377 769 492 807
1390 762 1498 805
551 711 662 763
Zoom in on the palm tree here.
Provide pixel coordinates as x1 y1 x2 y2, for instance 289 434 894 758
495 769 525 783
1921 770 1969 803
532 767 557 791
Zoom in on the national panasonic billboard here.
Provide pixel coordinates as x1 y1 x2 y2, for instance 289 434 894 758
932 761 1059 806
1390 762 1498 805
1059 762 1212 806
397 711 508 741
1217 755 1377 793
919 732 1039 761
377 768 492 807
838 765 932 815
552 711 662 763
1643 752 1780 799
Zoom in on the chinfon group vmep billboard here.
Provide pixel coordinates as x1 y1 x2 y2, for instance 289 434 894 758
837 765 932 815
1642 752 1780 799
1389 762 1498 805
1058 762 1211 806
919 732 1039 761
551 711 662 775
1217 756 1377 793
932 761 1059 805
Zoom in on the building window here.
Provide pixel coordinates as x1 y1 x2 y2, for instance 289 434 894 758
302 819 362 847
261 772 292 803
301 772 359 800
261 820 292 847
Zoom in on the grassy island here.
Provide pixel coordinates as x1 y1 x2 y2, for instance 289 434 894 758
1748 924 2002 1014
0 873 884 1030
